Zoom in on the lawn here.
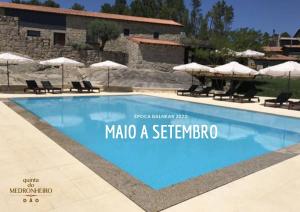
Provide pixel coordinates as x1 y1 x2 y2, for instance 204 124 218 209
256 77 300 99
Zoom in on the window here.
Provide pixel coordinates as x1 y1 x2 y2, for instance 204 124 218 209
27 30 41 37
153 32 159 39
123 29 130 36
54 32 65 46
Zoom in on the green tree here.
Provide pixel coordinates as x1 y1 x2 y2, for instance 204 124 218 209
281 32 290 37
130 0 160 17
194 48 229 65
101 0 189 31
100 0 129 15
12 0 41 5
160 0 189 28
210 33 231 49
189 0 202 36
262 32 270 46
11 0 60 7
101 3 113 13
229 28 268 51
26 0 41 5
208 0 234 35
87 20 121 51
43 0 59 8
71 3 85 11
143 0 159 17
130 0 144 16
194 48 210 64
112 0 130 14
198 14 209 40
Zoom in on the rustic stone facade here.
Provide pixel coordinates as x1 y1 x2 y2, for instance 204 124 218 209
65 15 183 45
0 6 190 89
0 16 127 65
64 15 183 54
127 41 184 71
0 13 184 69
66 15 88 46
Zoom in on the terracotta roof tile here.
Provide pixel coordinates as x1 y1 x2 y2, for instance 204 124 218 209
128 36 183 46
280 37 300 40
262 46 282 52
283 45 300 48
0 2 183 27
256 54 299 61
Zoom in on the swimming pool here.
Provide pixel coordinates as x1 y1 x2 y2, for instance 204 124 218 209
14 95 300 190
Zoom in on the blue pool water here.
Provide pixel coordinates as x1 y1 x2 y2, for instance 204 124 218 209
14 95 300 190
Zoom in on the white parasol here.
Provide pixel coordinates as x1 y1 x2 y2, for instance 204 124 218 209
213 61 258 76
39 57 84 90
259 61 300 91
90 60 128 88
0 52 35 91
173 62 215 84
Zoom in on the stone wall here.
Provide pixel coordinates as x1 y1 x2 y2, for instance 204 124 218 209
0 15 181 69
33 14 183 54
65 15 183 44
116 20 182 38
0 15 191 89
127 40 184 72
66 15 89 46
0 16 127 65
127 41 142 67
18 27 66 47
140 44 184 65
66 16 127 48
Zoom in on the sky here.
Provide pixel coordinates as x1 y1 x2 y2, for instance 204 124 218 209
2 0 300 35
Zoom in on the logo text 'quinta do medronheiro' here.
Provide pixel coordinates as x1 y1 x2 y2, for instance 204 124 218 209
9 178 53 203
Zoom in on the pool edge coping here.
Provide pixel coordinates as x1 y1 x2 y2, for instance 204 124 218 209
141 93 300 120
9 92 300 120
3 99 300 212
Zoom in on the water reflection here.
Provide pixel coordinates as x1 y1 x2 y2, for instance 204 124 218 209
217 123 256 140
254 130 299 151
89 112 126 123
43 115 83 127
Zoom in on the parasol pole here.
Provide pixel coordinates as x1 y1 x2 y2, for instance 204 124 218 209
192 70 194 85
107 67 110 88
287 71 291 92
6 61 10 91
62 64 64 91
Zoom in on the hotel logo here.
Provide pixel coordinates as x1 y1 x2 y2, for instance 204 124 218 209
9 178 53 203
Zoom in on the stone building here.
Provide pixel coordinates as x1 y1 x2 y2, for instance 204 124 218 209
251 29 300 69
251 46 299 69
0 2 185 69
0 2 193 89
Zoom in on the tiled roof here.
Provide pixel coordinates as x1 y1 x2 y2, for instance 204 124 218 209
283 45 300 49
262 46 282 52
255 54 299 61
0 2 183 27
128 36 183 46
280 37 300 40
